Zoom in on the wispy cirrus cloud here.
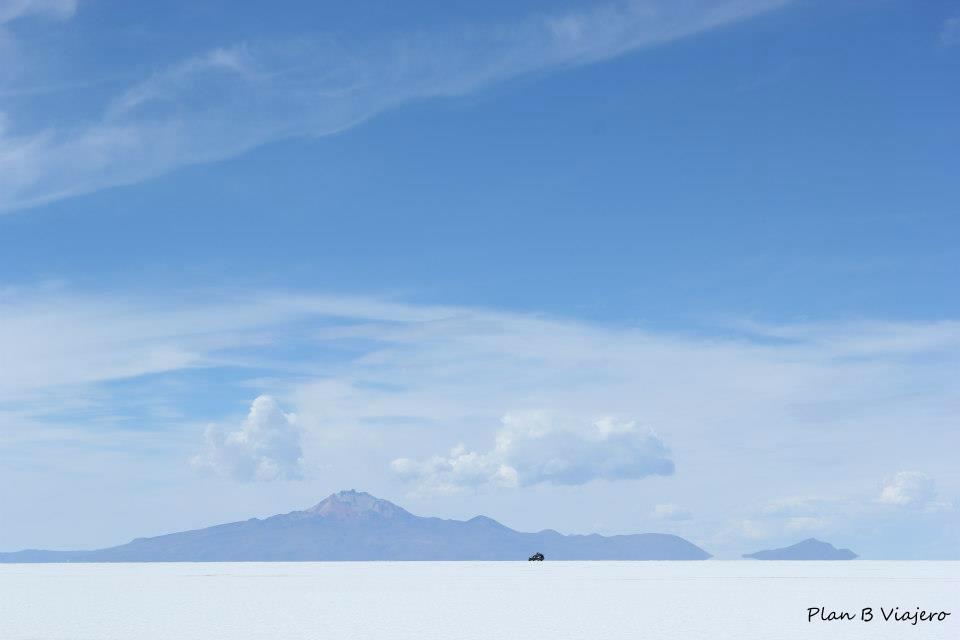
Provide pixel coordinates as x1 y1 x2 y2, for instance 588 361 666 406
0 0 791 212
0 0 76 24
0 0 76 88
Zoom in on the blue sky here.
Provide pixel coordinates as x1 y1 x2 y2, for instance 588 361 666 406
0 0 958 558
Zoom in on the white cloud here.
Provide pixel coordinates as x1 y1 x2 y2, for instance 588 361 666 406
652 504 693 521
761 496 832 517
3 288 959 456
748 497 841 541
0 0 76 88
879 471 937 508
0 0 791 211
942 16 960 47
391 412 674 494
192 395 303 482
390 444 519 496
784 516 828 533
0 0 76 24
720 471 953 555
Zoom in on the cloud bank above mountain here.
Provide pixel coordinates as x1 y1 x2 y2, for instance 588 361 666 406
391 412 674 493
1 286 957 555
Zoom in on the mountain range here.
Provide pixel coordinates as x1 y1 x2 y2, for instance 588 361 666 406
0 490 712 562
743 538 858 560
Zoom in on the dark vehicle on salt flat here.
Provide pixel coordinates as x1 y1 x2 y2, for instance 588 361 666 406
528 552 545 561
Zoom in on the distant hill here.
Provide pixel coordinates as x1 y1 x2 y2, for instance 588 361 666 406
0 490 712 562
743 538 857 560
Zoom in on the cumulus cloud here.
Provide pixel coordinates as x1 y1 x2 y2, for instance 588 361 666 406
391 412 674 494
192 395 303 482
0 0 791 211
390 444 519 495
879 471 937 508
651 504 692 521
